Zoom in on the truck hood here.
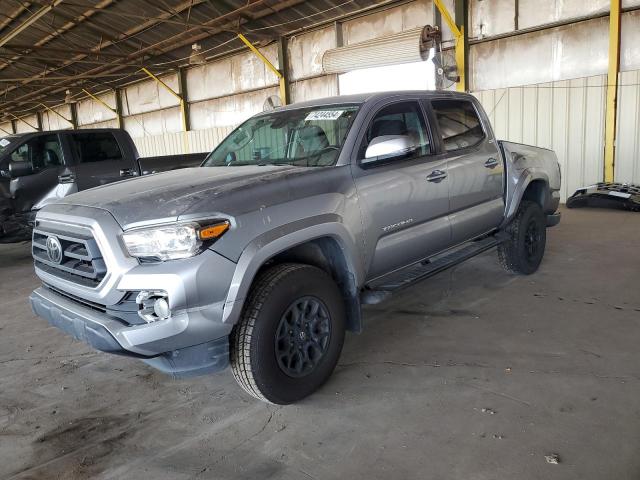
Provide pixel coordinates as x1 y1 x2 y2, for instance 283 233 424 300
55 165 304 228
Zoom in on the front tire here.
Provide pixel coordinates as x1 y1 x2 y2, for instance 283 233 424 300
230 263 346 404
497 200 546 275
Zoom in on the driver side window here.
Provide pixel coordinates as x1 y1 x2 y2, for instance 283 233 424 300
358 101 430 162
10 134 63 171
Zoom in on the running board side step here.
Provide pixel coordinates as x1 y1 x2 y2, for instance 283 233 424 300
361 233 509 305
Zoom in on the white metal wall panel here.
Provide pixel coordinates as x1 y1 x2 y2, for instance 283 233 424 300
473 74 607 201
124 106 182 138
0 122 12 135
121 74 180 116
14 115 38 133
288 26 336 81
41 105 73 131
615 70 640 183
342 0 433 45
470 0 515 38
133 127 234 157
518 0 609 30
189 86 278 130
134 131 186 157
621 11 640 71
290 76 338 103
76 91 117 126
187 126 234 154
470 18 609 91
185 45 279 103
80 119 119 130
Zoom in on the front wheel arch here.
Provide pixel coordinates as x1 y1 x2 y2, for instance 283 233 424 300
263 237 362 333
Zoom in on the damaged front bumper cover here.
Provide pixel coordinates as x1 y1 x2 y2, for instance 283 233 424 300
29 286 229 378
567 183 640 212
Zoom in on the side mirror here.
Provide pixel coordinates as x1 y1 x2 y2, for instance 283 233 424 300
362 135 417 166
8 161 33 178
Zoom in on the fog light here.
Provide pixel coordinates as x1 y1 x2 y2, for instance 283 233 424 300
153 298 171 320
136 290 171 323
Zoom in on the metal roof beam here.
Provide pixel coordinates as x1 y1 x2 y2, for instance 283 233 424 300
0 0 64 48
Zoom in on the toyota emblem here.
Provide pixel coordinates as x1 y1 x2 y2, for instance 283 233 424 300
46 236 63 264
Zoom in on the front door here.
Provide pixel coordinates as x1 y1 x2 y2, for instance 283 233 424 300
8 133 67 212
69 131 138 190
429 98 505 244
351 99 451 280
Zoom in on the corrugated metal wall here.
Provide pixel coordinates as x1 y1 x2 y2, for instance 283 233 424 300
616 70 640 184
474 70 640 200
473 75 607 201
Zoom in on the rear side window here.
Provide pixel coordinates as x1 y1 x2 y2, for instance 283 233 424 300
72 132 123 163
431 100 485 152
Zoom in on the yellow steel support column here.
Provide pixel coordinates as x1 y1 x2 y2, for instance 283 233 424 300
238 33 288 105
141 67 189 152
433 0 466 92
604 0 621 183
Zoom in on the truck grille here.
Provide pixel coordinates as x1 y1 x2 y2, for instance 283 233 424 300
32 228 107 287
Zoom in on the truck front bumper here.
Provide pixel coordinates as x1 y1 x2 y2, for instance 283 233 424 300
30 286 230 378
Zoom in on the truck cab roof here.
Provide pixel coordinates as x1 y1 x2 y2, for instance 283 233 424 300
271 89 479 114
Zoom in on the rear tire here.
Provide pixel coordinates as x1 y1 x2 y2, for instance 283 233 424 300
230 263 346 404
497 200 546 275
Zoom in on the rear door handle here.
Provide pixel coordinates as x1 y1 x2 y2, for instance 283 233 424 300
120 168 137 177
426 170 447 183
484 158 499 169
58 173 75 184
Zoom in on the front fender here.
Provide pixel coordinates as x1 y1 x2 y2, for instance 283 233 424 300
220 214 364 326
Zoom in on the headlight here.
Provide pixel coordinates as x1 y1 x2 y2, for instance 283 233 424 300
122 221 229 261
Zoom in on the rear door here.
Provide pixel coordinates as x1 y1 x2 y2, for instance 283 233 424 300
351 99 451 280
69 131 138 190
429 98 504 244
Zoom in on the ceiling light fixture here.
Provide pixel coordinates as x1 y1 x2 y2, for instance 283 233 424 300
64 89 75 104
189 43 206 66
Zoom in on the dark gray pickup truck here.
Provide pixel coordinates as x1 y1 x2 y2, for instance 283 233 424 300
0 128 205 242
29 91 561 404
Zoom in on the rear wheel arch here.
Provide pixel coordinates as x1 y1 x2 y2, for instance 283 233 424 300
520 178 550 212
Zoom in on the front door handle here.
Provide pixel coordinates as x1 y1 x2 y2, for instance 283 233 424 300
426 170 447 183
120 168 137 177
484 157 499 169
58 173 75 184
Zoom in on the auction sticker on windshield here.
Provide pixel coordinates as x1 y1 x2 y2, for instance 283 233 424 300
0 139 9 147
305 110 344 121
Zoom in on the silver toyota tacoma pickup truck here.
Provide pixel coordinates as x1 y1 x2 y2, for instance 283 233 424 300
29 91 561 404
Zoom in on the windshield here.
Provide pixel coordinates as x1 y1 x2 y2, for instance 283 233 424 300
203 104 360 167
0 136 18 157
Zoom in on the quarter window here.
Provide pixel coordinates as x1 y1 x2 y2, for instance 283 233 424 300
72 132 123 163
431 99 485 152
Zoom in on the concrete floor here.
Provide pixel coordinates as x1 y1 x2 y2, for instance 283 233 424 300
1 207 639 480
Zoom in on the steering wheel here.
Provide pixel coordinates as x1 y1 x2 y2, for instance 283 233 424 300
309 146 340 166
